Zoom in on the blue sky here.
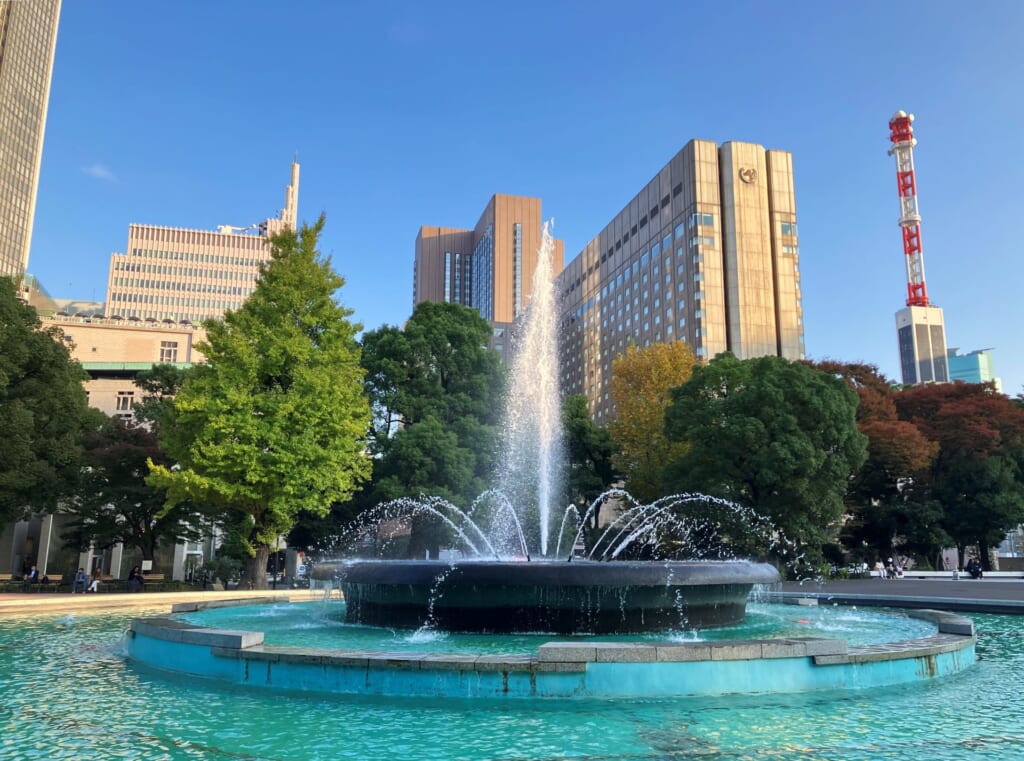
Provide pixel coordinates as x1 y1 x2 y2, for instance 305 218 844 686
29 0 1024 394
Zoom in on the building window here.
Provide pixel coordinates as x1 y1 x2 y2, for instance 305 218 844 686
513 223 523 318
781 221 798 236
160 341 179 363
444 252 452 303
116 391 134 412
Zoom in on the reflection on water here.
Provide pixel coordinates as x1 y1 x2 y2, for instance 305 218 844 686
1 606 1021 760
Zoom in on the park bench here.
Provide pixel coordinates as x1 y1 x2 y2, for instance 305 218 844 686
0 573 14 591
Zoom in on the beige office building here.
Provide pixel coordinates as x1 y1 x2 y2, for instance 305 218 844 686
415 195 564 356
558 139 804 421
0 0 61 279
104 160 299 324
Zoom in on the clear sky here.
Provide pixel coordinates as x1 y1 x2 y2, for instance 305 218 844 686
28 0 1024 395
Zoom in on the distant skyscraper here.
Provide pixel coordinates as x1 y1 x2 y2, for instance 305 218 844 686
947 347 1001 392
415 195 564 358
558 139 804 421
104 160 299 324
0 0 61 279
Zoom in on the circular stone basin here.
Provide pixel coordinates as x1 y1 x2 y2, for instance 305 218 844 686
311 559 780 633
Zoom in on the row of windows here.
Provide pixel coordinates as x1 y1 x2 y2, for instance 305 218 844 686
125 248 266 267
566 214 716 297
110 293 240 311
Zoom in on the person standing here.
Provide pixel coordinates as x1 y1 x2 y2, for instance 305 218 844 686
72 567 87 594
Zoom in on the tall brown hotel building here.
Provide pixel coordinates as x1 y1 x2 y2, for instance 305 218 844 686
559 139 803 421
414 195 564 358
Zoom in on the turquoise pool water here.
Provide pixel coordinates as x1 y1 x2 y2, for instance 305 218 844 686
176 600 938 652
2 604 1021 760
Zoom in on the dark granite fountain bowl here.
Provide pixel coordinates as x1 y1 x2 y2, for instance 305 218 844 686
311 559 780 633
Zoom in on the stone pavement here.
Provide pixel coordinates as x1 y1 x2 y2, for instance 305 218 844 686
778 577 1024 615
0 588 311 617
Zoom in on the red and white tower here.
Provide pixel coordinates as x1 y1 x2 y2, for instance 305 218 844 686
888 111 929 307
888 111 948 384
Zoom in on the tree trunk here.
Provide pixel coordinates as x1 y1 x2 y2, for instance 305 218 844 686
979 539 990 571
242 545 271 589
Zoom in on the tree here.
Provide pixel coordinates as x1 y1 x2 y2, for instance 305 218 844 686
64 415 206 564
361 301 504 503
344 301 505 558
607 340 696 502
0 276 91 524
895 382 1024 569
663 353 868 555
562 394 616 518
148 216 372 588
811 361 941 565
132 363 190 431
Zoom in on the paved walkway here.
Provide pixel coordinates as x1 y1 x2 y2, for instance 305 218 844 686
778 577 1024 615
0 588 311 617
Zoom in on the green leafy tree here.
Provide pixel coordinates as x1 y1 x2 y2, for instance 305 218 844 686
0 276 91 524
811 361 942 566
64 416 206 564
663 353 868 555
352 302 504 557
562 394 616 517
148 216 372 588
895 382 1024 569
608 340 696 502
361 301 503 499
133 363 190 431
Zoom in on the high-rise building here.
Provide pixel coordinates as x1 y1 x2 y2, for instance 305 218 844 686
415 194 564 358
895 305 948 384
557 139 804 421
947 347 1001 392
104 160 299 324
0 0 61 279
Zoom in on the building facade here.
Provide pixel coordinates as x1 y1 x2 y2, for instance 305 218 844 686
0 0 60 279
104 160 299 324
415 194 564 358
557 139 804 421
947 347 1000 392
896 305 948 385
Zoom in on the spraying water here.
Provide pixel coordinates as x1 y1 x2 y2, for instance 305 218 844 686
497 222 564 555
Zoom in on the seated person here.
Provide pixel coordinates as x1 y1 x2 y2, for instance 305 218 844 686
22 565 39 589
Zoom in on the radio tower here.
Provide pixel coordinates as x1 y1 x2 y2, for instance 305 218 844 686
888 111 948 385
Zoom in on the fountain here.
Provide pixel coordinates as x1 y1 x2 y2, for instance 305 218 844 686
310 222 779 633
122 224 977 703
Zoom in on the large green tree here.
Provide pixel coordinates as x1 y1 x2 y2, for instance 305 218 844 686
354 301 504 557
0 277 91 524
361 301 504 503
64 416 207 564
148 216 372 587
895 382 1024 569
663 353 868 555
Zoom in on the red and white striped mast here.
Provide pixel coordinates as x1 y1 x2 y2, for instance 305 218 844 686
887 111 929 307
